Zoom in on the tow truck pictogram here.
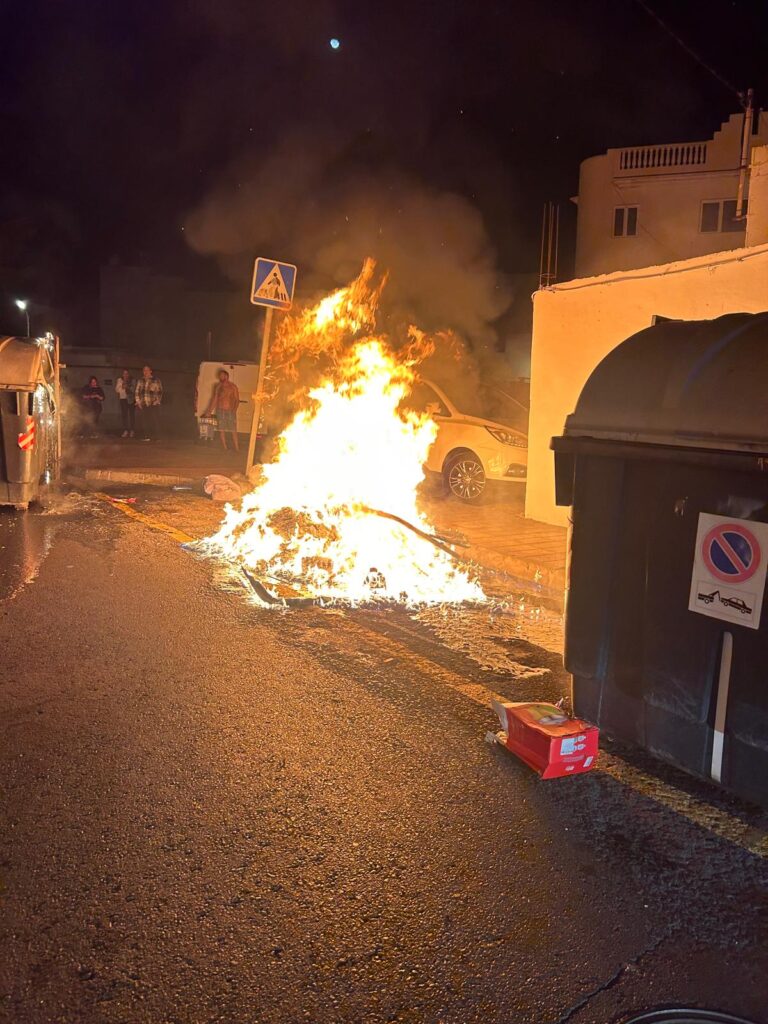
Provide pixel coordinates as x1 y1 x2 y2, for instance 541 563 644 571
697 588 752 615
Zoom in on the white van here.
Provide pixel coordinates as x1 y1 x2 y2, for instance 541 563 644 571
195 361 259 435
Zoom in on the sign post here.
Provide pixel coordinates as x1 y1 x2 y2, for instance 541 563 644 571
245 257 297 472
246 307 273 472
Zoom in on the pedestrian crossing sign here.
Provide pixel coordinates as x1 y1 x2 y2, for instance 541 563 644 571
250 257 297 310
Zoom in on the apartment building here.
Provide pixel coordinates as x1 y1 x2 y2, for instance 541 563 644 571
574 111 768 277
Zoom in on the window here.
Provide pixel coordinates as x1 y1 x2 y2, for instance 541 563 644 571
613 206 638 237
701 201 720 232
700 199 746 233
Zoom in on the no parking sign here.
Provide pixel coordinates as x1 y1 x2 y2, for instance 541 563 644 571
689 513 768 629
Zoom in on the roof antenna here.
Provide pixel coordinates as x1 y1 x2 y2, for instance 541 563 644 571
539 201 560 290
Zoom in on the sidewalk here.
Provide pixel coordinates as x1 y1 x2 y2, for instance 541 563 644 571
66 439 567 605
421 493 567 604
64 437 247 486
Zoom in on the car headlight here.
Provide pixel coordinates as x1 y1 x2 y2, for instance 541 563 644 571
485 426 527 448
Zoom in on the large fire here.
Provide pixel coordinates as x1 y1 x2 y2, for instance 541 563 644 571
206 262 485 606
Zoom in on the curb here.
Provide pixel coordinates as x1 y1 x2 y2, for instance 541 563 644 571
464 543 565 608
67 468 199 487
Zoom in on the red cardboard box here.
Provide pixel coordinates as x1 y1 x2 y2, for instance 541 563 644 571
491 700 599 779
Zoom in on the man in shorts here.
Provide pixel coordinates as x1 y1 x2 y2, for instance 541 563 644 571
208 369 241 452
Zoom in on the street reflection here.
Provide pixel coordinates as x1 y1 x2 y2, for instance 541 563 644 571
0 510 56 602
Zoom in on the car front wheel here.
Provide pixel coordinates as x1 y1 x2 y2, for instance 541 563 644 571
445 452 486 502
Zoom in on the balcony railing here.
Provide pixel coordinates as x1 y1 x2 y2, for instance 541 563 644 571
618 142 708 171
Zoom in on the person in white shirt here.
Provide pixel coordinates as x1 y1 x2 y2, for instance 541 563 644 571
115 369 136 438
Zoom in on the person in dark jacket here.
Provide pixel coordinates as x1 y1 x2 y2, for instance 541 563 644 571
81 376 105 437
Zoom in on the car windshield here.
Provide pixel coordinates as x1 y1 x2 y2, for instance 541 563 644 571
405 377 529 434
402 382 451 418
476 384 529 431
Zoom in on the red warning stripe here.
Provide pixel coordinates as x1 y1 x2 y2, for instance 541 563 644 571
18 417 36 451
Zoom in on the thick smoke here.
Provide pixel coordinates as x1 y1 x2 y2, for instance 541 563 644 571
184 128 517 424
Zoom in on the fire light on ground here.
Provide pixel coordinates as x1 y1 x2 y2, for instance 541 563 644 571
206 262 485 606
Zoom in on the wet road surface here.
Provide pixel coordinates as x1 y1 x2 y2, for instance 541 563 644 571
1 496 767 1024
0 510 60 602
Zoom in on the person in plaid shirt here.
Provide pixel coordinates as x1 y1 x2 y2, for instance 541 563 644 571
134 364 163 441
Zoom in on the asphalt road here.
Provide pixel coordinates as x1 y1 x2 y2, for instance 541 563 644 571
1 496 767 1024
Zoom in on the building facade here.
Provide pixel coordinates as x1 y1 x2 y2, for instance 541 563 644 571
574 111 768 277
526 136 768 527
526 239 768 527
99 264 247 361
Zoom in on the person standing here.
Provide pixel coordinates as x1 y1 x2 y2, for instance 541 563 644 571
134 365 163 441
80 376 105 437
115 369 136 437
207 369 241 452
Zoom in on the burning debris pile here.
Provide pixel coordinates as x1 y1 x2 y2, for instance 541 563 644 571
205 262 485 606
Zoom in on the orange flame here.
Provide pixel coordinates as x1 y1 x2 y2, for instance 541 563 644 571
207 262 484 605
270 257 386 381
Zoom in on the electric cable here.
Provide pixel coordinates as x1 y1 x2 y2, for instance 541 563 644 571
632 0 744 104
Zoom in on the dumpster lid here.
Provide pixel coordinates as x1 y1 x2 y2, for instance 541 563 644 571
562 312 768 454
0 337 45 392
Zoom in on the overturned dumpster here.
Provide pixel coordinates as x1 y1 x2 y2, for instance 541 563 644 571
0 335 61 509
552 312 768 807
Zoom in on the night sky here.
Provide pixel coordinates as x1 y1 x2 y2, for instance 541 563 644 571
1 0 766 342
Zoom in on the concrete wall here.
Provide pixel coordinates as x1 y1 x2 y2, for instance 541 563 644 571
526 242 768 526
574 113 768 277
61 348 199 437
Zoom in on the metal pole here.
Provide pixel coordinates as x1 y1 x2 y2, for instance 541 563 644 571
538 203 547 289
736 87 754 220
245 306 274 473
711 630 733 783
53 335 62 481
25 310 30 336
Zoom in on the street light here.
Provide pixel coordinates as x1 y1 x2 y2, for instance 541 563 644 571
15 299 30 336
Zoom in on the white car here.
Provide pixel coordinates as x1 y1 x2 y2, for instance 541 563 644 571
408 379 528 502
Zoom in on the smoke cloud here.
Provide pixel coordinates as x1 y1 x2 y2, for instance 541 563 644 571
184 128 520 428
